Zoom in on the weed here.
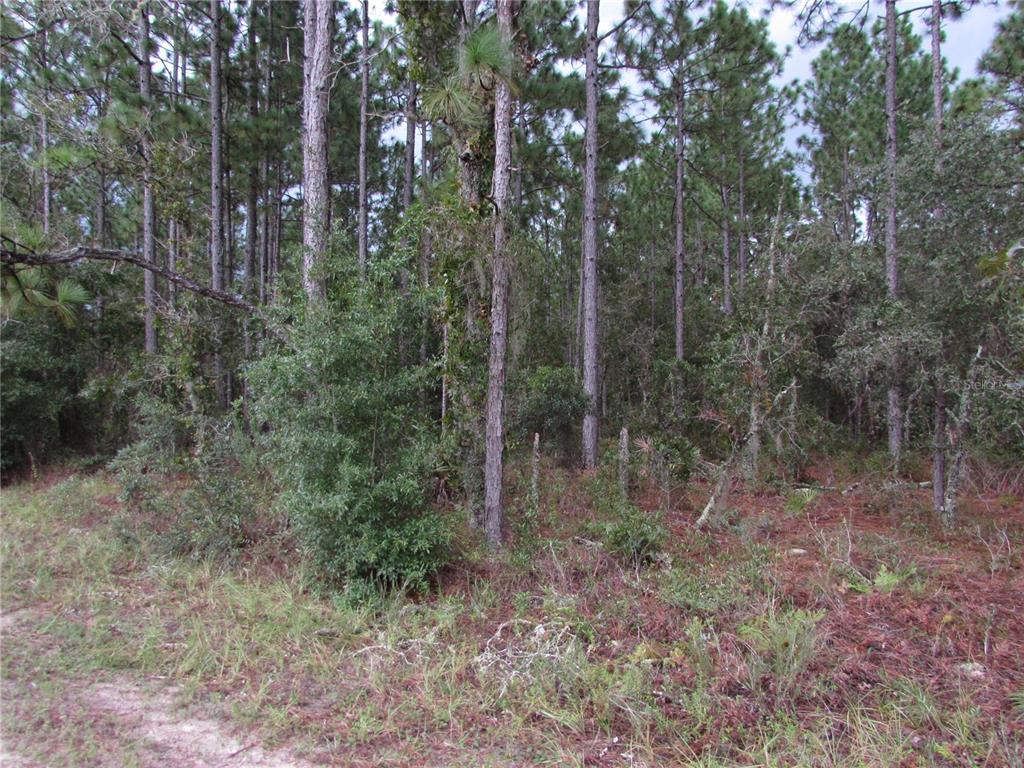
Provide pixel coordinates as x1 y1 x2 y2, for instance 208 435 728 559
784 488 819 515
739 604 824 706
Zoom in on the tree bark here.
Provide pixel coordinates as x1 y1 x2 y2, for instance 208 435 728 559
139 4 157 355
738 147 747 292
210 0 224 295
168 15 180 307
357 0 369 273
932 386 946 515
302 0 332 301
38 9 50 236
210 0 228 406
885 0 902 463
581 0 600 468
244 2 259 304
482 0 515 547
402 83 416 212
932 0 943 150
673 83 686 364
721 180 732 316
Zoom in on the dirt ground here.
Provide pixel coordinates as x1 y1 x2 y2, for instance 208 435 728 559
1 605 314 768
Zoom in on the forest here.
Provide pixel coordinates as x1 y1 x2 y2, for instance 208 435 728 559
1 0 1023 765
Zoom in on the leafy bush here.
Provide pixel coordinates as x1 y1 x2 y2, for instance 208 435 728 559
603 504 666 569
167 420 267 561
249 253 450 593
516 365 589 459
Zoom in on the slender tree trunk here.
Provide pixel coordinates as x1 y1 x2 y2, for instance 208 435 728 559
39 12 50 236
95 170 106 248
455 0 481 207
738 148 747 292
420 119 433 375
259 2 273 304
930 0 947 503
302 0 331 301
168 17 180 308
885 0 902 463
402 84 416 212
210 0 224 294
673 84 686 364
932 386 946 514
139 4 157 355
581 0 600 468
482 0 514 547
840 146 852 242
357 0 369 273
721 181 733 316
210 0 228 406
244 4 258 304
932 0 943 149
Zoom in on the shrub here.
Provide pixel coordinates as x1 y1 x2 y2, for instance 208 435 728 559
603 504 666 569
249 253 450 593
168 420 267 561
516 365 589 459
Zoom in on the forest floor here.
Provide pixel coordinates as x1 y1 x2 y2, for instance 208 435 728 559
1 459 1022 767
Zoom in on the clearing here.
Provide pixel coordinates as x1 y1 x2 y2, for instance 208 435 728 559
1 464 1022 766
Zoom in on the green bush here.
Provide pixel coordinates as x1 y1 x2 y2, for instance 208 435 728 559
249 253 450 593
603 504 666 569
168 420 266 561
516 365 589 459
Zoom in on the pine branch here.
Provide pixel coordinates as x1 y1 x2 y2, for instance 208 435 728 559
1 242 290 343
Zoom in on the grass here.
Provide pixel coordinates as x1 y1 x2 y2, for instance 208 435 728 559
2 467 1022 766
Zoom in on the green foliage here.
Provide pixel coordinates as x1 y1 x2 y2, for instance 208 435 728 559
602 504 666 569
169 422 268 562
249 253 450 594
739 606 824 706
515 365 588 458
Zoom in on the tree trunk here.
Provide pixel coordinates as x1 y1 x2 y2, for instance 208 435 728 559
840 146 852 242
738 147 747 292
357 0 369 273
139 4 157 355
932 386 946 515
259 2 274 304
673 83 686 364
932 0 943 150
721 181 733 316
482 0 515 547
402 83 416 212
420 119 432 376
885 0 902 463
168 18 180 308
618 426 629 499
39 12 50 236
455 0 481 207
302 0 332 301
244 3 259 304
581 0 600 468
210 0 224 295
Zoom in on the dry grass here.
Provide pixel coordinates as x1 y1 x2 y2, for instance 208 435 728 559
1 463 1022 766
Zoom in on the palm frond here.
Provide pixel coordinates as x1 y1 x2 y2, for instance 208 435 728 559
459 23 513 86
55 279 90 306
422 74 485 129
